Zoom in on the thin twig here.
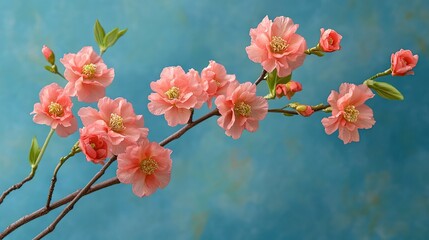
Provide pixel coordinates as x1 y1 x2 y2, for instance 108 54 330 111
0 128 55 206
254 70 267 85
34 156 117 240
0 177 120 239
46 144 80 208
268 104 331 115
0 172 34 204
159 108 219 146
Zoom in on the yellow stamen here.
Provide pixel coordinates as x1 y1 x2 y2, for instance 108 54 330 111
140 158 158 175
109 113 125 132
270 36 288 53
165 86 180 100
82 63 97 78
234 102 252 117
48 102 64 117
343 105 359 123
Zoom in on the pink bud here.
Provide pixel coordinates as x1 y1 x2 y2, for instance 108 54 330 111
42 45 55 65
318 28 342 52
296 105 314 117
275 81 303 100
390 49 419 76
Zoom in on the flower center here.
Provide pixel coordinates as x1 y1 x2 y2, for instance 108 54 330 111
140 158 158 175
234 102 252 117
82 63 97 78
270 36 288 53
343 105 359 123
328 37 334 45
48 102 64 117
165 86 180 100
109 113 125 132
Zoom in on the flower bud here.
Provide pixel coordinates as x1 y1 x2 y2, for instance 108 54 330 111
42 45 55 65
296 105 314 117
275 81 302 100
318 28 342 52
390 49 418 76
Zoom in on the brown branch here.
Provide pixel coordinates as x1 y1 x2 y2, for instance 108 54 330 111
254 70 267 85
268 104 331 115
0 176 120 239
0 172 34 205
46 145 80 208
33 156 117 239
159 108 219 146
1 108 221 238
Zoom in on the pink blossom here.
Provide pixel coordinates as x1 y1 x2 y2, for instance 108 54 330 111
318 28 342 52
78 97 148 155
391 49 419 76
200 60 237 108
296 105 314 117
60 46 115 102
117 140 172 197
321 83 376 144
215 82 268 139
148 66 207 126
79 123 111 164
275 81 302 99
42 45 55 64
245 16 307 77
31 83 78 137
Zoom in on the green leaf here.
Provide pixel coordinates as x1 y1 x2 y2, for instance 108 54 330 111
265 69 292 99
28 137 41 167
368 81 404 100
94 20 106 47
117 28 128 39
103 28 119 48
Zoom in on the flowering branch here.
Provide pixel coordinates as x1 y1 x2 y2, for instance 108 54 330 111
0 16 419 239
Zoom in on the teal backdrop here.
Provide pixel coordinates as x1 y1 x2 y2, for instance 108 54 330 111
0 0 428 239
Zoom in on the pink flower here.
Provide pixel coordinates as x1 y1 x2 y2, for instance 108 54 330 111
117 140 172 197
275 80 302 99
79 123 111 164
296 105 314 117
245 16 307 77
78 97 148 155
60 46 115 102
321 83 376 144
148 66 207 126
391 49 419 76
318 28 342 52
31 83 78 137
200 60 237 108
215 82 268 139
42 45 55 65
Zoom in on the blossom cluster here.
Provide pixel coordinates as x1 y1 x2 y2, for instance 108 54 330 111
31 15 419 198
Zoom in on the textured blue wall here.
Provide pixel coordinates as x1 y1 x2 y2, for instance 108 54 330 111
0 0 428 239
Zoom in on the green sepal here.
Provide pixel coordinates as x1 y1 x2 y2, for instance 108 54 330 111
29 136 41 167
283 112 294 117
264 69 292 99
94 20 106 49
44 65 57 73
365 80 404 100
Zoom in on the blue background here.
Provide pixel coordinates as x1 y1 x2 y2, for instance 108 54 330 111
0 0 428 239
